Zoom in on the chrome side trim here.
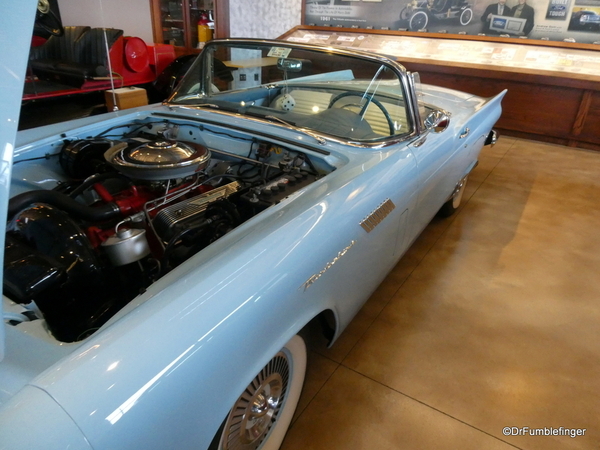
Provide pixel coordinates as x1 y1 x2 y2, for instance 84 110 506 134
410 135 428 148
360 198 396 233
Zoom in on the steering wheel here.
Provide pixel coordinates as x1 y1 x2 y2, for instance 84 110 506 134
35 0 64 37
328 91 395 136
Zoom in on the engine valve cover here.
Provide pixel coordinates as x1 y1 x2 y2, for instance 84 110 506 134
153 181 243 241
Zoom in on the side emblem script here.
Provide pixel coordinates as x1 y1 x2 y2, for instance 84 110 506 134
360 199 395 233
301 240 356 291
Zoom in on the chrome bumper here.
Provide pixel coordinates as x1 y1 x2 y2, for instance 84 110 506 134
484 129 499 146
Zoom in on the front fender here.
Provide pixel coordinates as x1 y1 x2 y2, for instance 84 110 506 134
0 386 92 450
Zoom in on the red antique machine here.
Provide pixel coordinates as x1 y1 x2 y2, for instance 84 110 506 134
24 1 175 101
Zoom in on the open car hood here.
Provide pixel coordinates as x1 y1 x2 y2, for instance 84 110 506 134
0 0 38 361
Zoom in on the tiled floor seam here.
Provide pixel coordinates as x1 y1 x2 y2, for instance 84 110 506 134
289 361 343 427
339 364 526 450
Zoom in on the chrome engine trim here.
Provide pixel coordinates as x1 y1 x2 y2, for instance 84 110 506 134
152 181 243 241
105 140 211 180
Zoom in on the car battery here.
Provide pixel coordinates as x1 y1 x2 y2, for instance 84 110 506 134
105 87 148 111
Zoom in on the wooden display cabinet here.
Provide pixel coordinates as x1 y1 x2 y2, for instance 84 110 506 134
151 0 229 56
280 26 600 152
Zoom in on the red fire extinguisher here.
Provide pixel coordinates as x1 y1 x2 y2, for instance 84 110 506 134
197 12 213 48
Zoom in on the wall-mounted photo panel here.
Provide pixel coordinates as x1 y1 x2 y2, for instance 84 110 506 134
303 0 600 43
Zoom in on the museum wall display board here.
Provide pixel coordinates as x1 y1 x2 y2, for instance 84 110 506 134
281 26 600 150
303 0 600 44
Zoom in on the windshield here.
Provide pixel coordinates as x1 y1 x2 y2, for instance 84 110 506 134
169 41 413 143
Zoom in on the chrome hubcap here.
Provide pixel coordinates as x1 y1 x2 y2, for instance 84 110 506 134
242 373 282 441
222 353 290 450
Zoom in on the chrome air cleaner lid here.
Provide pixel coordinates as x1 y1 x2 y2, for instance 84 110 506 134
105 140 211 180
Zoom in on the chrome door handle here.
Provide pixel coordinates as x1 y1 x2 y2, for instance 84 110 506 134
459 128 470 139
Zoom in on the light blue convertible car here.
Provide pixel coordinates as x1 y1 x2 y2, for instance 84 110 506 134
0 1 504 449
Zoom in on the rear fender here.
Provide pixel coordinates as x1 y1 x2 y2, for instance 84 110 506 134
459 89 507 177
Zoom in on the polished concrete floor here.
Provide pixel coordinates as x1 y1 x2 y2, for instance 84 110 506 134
282 137 600 450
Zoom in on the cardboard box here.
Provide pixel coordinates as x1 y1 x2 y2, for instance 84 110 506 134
105 87 148 111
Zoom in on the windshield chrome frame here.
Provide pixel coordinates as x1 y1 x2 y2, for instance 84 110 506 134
166 38 422 149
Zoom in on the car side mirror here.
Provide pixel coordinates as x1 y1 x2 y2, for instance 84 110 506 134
424 110 450 133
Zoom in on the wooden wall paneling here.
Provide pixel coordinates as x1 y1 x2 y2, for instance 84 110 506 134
214 0 230 39
571 91 593 138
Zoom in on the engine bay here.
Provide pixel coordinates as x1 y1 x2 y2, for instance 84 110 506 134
4 117 336 342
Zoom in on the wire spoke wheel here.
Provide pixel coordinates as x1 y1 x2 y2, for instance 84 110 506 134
215 335 306 450
223 355 288 449
460 8 473 25
400 6 412 20
409 11 429 31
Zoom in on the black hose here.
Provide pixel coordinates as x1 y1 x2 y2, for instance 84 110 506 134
68 172 131 199
8 190 120 222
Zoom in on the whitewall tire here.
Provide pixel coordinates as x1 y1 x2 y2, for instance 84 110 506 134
212 335 307 450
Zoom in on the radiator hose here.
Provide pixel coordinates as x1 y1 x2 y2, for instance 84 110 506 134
8 190 120 222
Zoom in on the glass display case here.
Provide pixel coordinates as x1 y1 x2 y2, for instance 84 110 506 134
280 25 600 151
151 0 229 55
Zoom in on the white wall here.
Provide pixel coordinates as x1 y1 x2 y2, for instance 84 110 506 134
58 0 303 43
58 0 154 43
229 0 302 38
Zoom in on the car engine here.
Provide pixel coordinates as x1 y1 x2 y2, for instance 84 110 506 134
4 119 325 342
